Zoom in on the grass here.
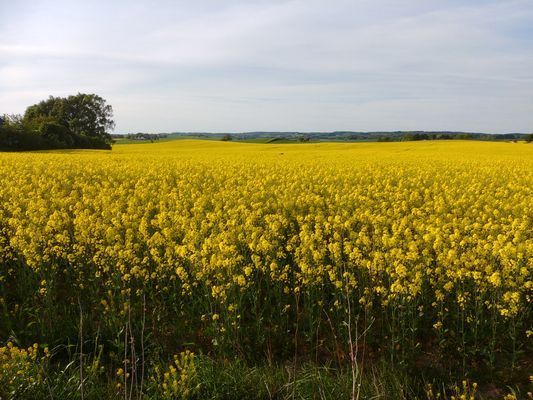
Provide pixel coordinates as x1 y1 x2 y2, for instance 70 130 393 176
4 347 526 399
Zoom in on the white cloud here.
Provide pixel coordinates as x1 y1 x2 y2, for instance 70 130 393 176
0 0 532 132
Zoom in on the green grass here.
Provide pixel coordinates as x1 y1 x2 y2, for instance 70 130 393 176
6 349 525 400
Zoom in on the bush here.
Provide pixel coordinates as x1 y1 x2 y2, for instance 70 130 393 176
0 126 49 150
0 123 111 151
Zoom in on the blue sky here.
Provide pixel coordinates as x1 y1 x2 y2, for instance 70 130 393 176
1 0 532 133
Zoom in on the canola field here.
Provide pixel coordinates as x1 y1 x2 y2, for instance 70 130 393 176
0 140 532 397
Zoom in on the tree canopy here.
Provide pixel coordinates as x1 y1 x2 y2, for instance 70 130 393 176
0 93 115 151
24 93 115 143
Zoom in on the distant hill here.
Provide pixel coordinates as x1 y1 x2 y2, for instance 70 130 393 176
112 131 531 143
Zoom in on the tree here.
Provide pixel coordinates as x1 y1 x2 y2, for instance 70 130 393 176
1 113 24 129
221 134 233 141
0 113 48 150
40 122 75 148
23 93 115 145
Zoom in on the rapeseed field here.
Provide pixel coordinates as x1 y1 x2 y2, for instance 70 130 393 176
0 140 531 399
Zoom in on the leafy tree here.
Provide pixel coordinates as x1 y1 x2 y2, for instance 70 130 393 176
23 93 115 145
1 113 24 129
1 94 115 151
221 134 233 141
40 122 75 148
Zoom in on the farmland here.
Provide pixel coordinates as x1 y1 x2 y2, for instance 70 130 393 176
0 140 531 399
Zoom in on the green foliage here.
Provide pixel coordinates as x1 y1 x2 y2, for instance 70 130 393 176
6 350 526 400
146 351 200 399
0 93 114 151
40 122 75 148
0 343 47 399
23 93 114 142
0 124 49 150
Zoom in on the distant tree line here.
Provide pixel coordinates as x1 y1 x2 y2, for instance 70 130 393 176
0 93 114 151
377 132 530 142
116 132 169 142
377 133 463 141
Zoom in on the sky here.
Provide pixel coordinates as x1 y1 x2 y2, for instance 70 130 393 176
1 0 532 134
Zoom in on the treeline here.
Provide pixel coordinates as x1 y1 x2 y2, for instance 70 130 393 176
158 130 533 143
377 132 473 142
0 93 115 151
377 132 533 142
112 132 169 141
